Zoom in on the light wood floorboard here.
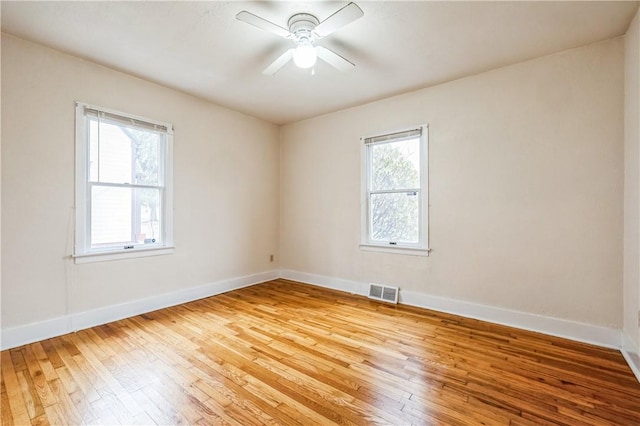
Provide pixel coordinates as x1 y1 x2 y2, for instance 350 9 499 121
2 279 640 425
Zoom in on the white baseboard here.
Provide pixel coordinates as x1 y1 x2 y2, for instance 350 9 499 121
0 270 278 351
400 289 621 349
280 269 622 350
622 332 640 382
279 269 369 296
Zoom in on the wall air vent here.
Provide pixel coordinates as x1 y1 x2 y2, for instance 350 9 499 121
368 283 399 304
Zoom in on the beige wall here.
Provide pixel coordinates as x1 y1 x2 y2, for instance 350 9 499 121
624 8 640 350
1 30 630 337
281 38 625 328
1 34 280 328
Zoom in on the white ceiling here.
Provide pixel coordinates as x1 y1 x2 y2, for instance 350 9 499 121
2 1 638 125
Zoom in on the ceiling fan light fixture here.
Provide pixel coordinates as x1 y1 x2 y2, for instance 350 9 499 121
237 3 363 75
293 44 317 68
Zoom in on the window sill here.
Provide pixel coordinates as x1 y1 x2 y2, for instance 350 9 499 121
359 244 431 257
73 246 175 264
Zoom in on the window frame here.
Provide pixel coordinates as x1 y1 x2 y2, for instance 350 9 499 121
360 124 430 256
74 101 174 263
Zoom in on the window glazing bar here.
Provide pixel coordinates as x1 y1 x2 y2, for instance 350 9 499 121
369 188 420 195
88 181 164 190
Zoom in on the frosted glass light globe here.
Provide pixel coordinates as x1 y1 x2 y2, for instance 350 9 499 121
293 45 317 68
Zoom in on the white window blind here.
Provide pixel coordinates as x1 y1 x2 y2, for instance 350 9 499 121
83 107 172 133
364 128 422 145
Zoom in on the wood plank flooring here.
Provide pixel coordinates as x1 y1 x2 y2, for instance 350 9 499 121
2 279 640 425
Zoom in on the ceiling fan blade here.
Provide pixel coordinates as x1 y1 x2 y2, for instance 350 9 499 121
236 11 291 39
314 2 364 38
263 49 295 75
316 46 354 72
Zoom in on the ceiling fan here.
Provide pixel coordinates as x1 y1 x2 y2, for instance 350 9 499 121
236 2 364 75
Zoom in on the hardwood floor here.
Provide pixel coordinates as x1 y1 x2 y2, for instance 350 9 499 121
2 279 640 425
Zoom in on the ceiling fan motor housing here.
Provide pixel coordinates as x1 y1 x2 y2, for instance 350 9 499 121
288 13 319 46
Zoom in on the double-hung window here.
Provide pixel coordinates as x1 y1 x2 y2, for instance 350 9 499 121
361 125 429 254
74 102 174 263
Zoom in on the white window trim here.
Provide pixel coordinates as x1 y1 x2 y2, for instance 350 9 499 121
360 124 430 256
73 246 175 264
74 101 175 263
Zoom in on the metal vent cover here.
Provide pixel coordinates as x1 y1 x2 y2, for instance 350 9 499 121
368 283 399 304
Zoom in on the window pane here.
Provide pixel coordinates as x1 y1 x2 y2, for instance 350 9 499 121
128 128 162 186
91 186 162 247
91 186 132 246
370 192 419 243
371 138 420 191
138 187 162 244
89 119 162 186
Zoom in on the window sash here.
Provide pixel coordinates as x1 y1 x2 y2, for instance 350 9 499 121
87 183 165 250
87 117 167 187
368 190 422 245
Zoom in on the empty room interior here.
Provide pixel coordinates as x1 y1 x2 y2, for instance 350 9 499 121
3 1 640 424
